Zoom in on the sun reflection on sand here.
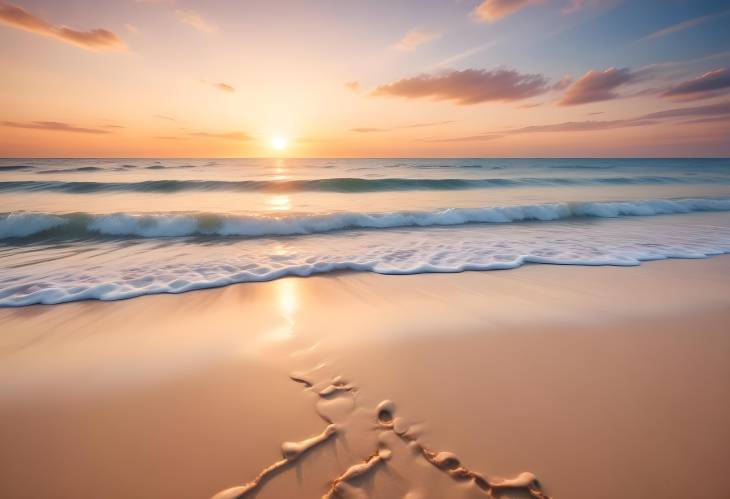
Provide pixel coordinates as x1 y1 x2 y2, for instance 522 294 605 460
277 278 299 327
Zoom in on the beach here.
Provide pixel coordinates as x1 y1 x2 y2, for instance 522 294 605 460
3 0 730 496
2 256 729 499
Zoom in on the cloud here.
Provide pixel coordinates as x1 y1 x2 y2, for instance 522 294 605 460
0 1 125 51
638 101 730 120
680 116 730 125
125 23 139 34
1 120 111 134
434 41 498 67
189 131 252 141
345 81 361 92
473 0 539 22
211 82 235 93
552 74 573 91
350 121 454 133
395 29 440 51
424 134 503 143
559 67 639 105
175 9 215 33
154 135 187 140
642 9 730 41
155 114 177 121
373 68 550 105
504 118 656 134
662 68 730 101
515 101 730 132
432 100 730 142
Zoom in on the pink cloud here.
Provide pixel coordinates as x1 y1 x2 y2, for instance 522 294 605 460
373 68 549 105
175 9 216 33
662 68 730 101
0 1 125 52
473 0 539 22
345 81 361 92
395 29 440 51
1 121 111 134
559 67 638 105
211 82 235 93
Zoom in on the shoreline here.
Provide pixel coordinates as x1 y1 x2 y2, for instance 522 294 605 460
1 257 729 498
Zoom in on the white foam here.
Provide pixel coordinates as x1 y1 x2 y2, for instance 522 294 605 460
1 210 729 306
2 197 730 240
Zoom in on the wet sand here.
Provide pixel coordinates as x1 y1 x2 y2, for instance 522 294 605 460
1 257 729 499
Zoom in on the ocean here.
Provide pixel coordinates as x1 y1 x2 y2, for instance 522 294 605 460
1 157 730 306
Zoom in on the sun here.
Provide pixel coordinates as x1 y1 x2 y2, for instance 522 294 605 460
270 136 288 151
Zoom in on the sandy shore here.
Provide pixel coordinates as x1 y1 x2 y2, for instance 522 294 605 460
1 257 729 499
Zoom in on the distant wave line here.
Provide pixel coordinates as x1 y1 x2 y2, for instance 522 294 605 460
1 175 729 194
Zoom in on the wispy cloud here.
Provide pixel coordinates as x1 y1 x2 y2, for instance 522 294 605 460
210 82 235 93
559 67 641 105
638 101 730 120
0 1 125 52
373 68 549 105
154 135 187 140
473 0 539 22
1 120 112 134
395 29 440 51
424 133 503 143
641 9 730 41
504 118 656 134
175 9 215 33
427 101 730 142
350 121 454 133
188 131 251 141
552 74 574 91
662 68 730 101
680 116 730 125
434 41 498 68
155 114 178 121
345 81 361 92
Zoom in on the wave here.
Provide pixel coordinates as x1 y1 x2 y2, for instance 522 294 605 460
0 174 728 194
0 165 33 171
2 197 730 240
37 166 105 174
2 208 730 306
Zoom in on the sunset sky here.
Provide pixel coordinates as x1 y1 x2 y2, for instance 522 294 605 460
1 0 729 157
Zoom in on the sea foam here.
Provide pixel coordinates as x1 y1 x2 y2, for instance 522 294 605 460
1 209 729 306
2 197 730 240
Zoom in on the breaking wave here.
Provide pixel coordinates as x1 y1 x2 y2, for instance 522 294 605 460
2 197 730 240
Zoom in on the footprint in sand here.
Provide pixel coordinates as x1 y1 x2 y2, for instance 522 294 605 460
212 364 551 499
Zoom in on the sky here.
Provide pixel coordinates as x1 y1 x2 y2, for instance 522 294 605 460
0 0 729 157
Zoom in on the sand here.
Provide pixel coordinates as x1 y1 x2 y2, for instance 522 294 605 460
1 257 729 499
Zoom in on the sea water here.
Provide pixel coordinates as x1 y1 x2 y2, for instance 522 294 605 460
1 158 729 305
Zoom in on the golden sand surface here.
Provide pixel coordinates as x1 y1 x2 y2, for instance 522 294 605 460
1 257 729 499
